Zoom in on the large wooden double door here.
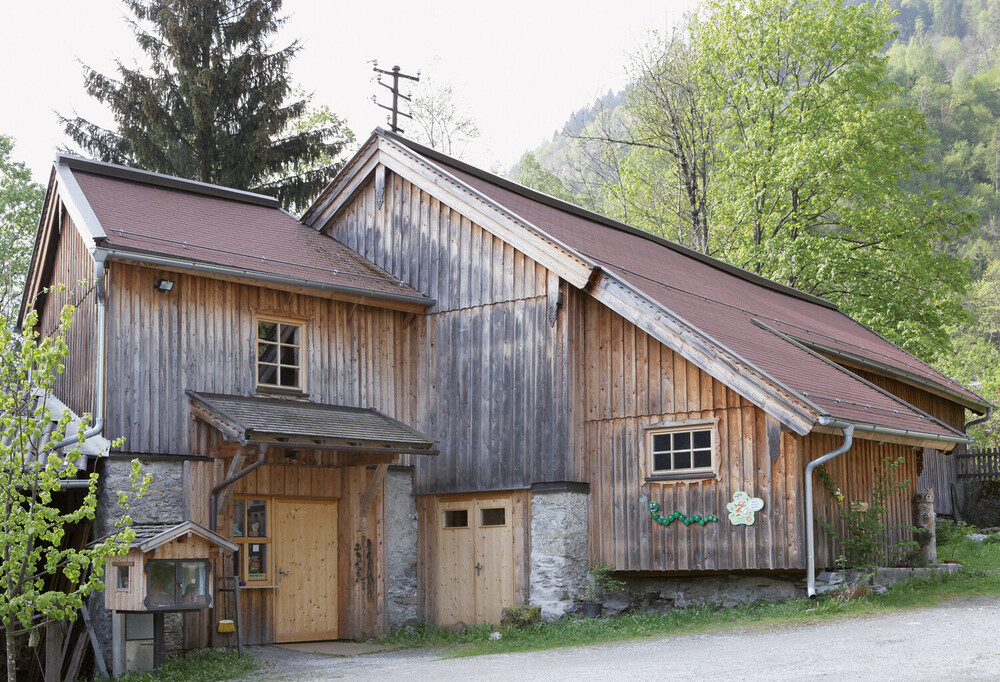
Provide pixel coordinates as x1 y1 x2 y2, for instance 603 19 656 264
436 494 515 626
273 499 339 642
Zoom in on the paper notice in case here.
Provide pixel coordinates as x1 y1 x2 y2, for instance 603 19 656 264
248 544 266 581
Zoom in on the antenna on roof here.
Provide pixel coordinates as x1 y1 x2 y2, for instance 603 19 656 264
372 63 419 134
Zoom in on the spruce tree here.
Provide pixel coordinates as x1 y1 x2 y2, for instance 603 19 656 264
61 0 352 211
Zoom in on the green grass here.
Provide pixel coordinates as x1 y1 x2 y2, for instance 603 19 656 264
114 648 257 682
380 539 1000 657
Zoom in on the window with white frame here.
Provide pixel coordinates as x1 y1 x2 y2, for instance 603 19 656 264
256 319 303 390
647 423 715 479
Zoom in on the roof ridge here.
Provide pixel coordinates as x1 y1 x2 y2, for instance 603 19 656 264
379 129 838 311
58 154 280 208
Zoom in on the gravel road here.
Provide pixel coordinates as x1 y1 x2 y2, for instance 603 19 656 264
249 596 1000 681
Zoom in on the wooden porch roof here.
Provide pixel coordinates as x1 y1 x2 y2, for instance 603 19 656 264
187 391 437 452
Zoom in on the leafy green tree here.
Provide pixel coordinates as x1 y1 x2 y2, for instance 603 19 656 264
0 136 43 328
1 298 149 682
61 0 352 210
516 152 575 202
691 0 974 360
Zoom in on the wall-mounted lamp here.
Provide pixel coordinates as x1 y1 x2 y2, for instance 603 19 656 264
154 278 174 293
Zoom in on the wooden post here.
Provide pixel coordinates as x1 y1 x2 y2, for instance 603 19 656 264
915 489 937 564
152 612 165 670
44 620 66 682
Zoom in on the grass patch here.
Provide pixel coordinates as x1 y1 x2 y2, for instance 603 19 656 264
114 648 256 682
380 538 1000 657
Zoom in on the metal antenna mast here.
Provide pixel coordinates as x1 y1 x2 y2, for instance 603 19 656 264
371 62 420 134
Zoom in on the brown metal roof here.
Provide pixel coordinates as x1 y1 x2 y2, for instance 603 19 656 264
64 158 430 306
187 391 437 449
389 137 980 440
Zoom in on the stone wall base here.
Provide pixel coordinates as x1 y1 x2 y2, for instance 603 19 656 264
529 490 589 621
594 573 805 617
384 467 419 628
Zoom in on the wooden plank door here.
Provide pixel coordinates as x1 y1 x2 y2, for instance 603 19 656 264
274 500 338 642
435 495 515 626
436 499 475 625
474 496 515 624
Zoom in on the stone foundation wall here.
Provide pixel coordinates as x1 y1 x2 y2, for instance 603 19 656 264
383 467 419 627
528 489 589 620
596 573 804 617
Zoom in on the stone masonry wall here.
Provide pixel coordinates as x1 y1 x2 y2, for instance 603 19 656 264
384 467 419 627
597 573 804 617
529 490 589 620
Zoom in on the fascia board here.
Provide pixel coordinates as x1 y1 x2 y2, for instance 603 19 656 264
591 271 819 436
54 162 107 246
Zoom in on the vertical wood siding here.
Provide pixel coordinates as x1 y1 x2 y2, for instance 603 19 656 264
802 432 922 569
324 171 571 494
104 262 421 454
38 212 99 419
849 368 966 516
570 292 803 572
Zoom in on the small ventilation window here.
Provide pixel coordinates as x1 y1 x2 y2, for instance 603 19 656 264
443 510 469 528
480 508 506 527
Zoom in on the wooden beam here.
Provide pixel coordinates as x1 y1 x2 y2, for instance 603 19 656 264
216 447 249 516
358 463 389 523
80 607 108 679
189 403 245 443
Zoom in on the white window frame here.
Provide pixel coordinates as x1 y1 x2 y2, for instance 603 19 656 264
254 315 306 393
643 418 719 482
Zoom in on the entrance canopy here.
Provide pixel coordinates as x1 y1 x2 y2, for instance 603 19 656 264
186 390 437 455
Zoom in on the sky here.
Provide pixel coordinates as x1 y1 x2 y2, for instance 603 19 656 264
0 0 699 185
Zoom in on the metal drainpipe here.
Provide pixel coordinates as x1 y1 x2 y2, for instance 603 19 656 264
209 446 268 532
51 256 107 451
965 405 993 432
805 417 855 598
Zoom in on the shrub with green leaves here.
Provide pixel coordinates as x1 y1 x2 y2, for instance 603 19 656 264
0 298 150 681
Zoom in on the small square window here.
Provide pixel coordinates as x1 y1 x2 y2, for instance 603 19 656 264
256 319 303 391
116 565 130 590
443 510 469 528
480 508 506 527
648 425 715 479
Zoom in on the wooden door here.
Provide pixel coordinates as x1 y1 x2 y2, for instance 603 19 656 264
474 496 515 624
274 499 338 642
435 494 515 626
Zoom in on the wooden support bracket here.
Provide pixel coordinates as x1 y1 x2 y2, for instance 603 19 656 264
216 446 249 516
358 463 389 524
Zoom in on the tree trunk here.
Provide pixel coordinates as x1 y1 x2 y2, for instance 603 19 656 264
6 626 17 682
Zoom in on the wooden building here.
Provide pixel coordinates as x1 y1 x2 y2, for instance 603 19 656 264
20 131 990 655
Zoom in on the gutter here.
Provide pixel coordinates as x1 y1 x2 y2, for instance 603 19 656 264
94 247 435 309
805 417 854 598
50 255 108 451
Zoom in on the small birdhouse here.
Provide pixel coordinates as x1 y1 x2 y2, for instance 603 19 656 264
105 521 238 613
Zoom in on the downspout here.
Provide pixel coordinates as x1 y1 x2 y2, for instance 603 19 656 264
208 445 268 532
965 405 993 432
51 255 107 451
805 417 854 598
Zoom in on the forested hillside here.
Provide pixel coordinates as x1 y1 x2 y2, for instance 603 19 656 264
514 0 1000 445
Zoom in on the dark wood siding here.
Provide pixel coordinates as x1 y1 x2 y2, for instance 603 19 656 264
847 367 966 516
323 171 572 494
37 212 99 419
104 262 421 454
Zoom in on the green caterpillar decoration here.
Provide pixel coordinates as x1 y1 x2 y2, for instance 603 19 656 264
648 501 718 527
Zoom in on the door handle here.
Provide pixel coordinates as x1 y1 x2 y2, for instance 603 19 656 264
475 562 482 576
278 568 290 584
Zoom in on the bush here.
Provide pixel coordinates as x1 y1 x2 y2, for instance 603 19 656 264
936 519 977 547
